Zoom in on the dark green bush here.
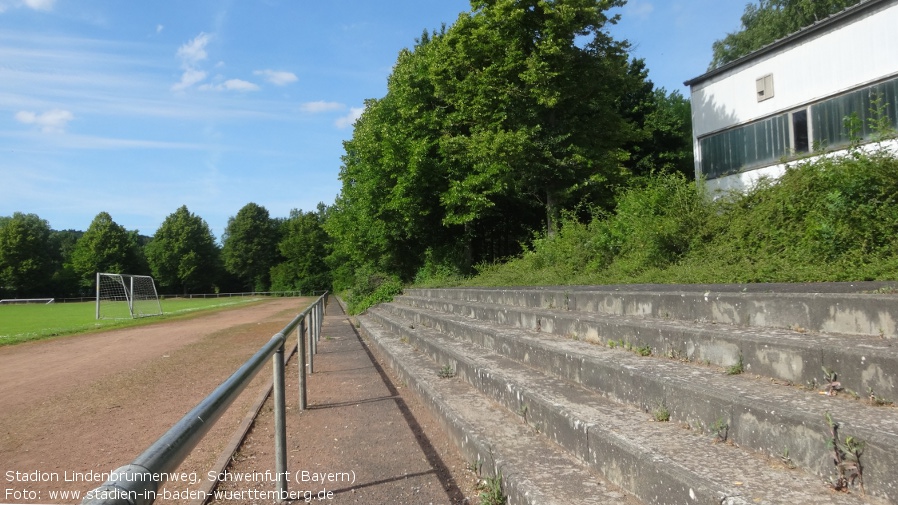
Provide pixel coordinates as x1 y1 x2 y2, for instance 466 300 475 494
344 269 403 314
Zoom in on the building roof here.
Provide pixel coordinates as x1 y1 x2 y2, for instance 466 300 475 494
684 0 891 87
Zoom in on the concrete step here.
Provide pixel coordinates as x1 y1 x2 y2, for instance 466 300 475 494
374 301 898 502
356 311 641 505
395 293 898 399
362 306 889 505
405 283 898 338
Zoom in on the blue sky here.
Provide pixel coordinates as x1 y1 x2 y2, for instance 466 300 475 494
0 0 744 240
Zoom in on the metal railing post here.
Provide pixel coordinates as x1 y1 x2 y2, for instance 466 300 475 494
298 318 307 410
311 302 318 358
273 342 287 499
307 310 315 374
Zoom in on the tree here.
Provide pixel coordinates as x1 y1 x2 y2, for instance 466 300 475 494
270 207 331 294
619 60 694 178
48 229 83 298
709 0 862 69
222 203 279 291
145 205 220 294
329 0 643 287
430 0 634 237
70 212 143 288
0 213 54 297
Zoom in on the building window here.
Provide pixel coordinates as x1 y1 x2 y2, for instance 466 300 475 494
756 74 774 102
700 75 898 180
812 77 898 148
699 113 789 179
792 109 809 154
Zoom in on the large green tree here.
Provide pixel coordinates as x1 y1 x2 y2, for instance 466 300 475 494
430 0 633 237
222 203 279 291
329 0 644 287
709 0 862 69
70 212 144 288
270 206 331 294
0 213 54 297
146 205 220 294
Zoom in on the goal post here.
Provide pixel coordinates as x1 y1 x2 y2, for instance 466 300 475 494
96 272 163 320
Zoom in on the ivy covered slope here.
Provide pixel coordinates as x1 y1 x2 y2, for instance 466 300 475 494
462 147 898 288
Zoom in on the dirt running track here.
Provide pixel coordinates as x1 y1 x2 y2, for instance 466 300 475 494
0 298 309 505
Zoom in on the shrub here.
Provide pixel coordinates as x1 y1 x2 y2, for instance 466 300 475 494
344 269 403 315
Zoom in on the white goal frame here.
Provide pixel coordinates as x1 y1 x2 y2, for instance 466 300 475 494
96 273 163 320
0 298 54 305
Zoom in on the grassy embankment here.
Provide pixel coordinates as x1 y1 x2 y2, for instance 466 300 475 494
423 146 898 289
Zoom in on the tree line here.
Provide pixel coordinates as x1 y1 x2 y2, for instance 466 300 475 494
3 0 858 301
0 203 329 298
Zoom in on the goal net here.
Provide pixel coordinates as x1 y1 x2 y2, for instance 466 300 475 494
96 273 163 319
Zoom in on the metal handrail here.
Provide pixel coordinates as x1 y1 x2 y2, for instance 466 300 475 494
81 292 328 505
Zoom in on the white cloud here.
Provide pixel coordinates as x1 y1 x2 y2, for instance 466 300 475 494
156 24 164 34
0 0 54 11
171 33 213 91
254 69 298 86
300 101 344 113
176 32 211 66
335 107 364 129
199 78 260 92
172 68 208 92
24 0 55 10
15 109 74 133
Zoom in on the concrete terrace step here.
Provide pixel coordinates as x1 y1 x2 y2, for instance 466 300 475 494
373 301 898 502
357 312 640 505
405 284 898 338
395 293 898 399
362 306 889 505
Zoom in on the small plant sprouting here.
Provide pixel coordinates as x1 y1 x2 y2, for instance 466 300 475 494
822 367 843 396
824 412 865 494
438 364 456 379
517 404 529 423
468 459 483 475
711 418 729 443
726 354 745 375
780 447 796 469
477 473 507 505
805 377 819 391
635 344 652 357
653 402 670 422
867 387 894 407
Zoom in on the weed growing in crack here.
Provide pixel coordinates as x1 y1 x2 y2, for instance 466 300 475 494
635 344 652 357
478 474 507 505
780 447 796 469
711 418 729 443
822 367 843 396
824 412 865 495
867 386 894 407
725 354 744 375
517 404 529 423
438 364 456 378
653 402 670 422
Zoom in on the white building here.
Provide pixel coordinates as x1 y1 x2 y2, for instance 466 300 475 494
684 0 898 192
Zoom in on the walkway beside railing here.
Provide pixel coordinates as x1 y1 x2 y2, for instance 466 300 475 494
81 292 328 505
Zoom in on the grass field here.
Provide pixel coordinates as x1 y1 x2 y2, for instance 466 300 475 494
0 296 271 347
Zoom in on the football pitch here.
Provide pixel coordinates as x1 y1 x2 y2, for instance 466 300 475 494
0 296 267 347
